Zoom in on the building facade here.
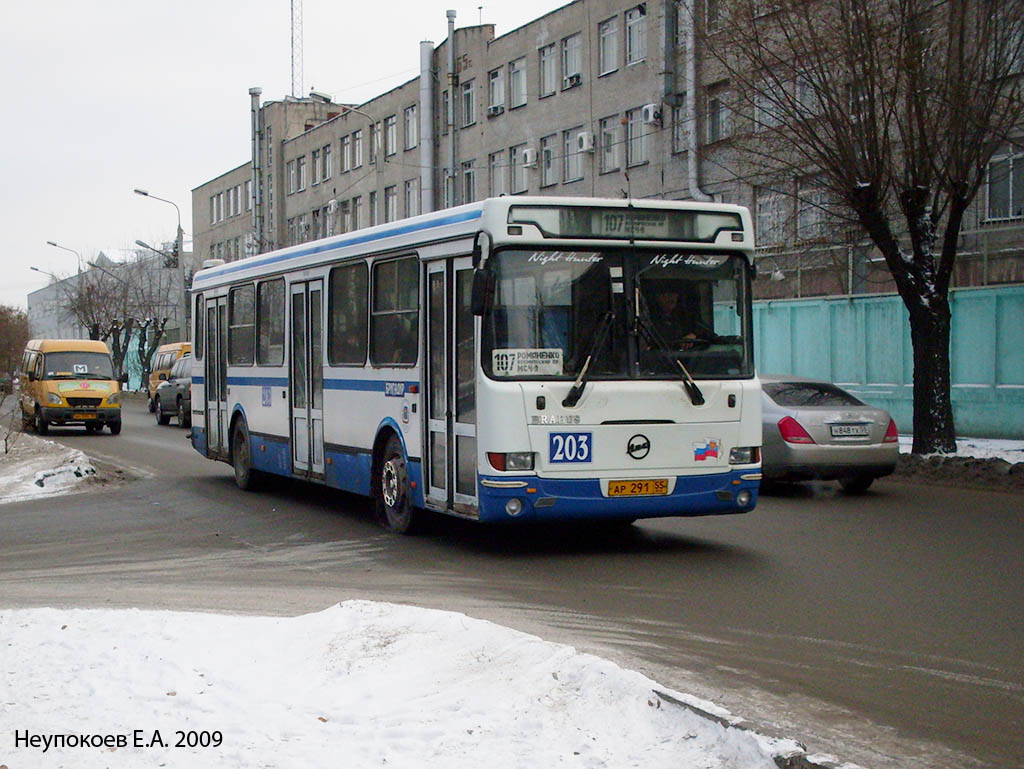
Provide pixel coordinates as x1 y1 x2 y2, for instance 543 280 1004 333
191 0 1024 302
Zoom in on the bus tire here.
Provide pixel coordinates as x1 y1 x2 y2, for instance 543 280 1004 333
232 419 261 491
375 434 418 534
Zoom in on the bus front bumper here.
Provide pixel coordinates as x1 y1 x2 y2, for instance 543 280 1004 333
477 469 760 523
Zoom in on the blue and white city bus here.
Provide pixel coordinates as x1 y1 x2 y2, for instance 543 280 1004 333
189 196 762 533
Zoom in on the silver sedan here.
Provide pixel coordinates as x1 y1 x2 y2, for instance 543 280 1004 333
760 374 899 493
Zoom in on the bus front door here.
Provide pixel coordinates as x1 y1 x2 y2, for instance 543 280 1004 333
205 295 228 458
290 280 324 478
425 257 478 515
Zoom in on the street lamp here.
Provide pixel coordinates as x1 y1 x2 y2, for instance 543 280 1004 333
135 239 177 268
45 241 84 274
134 187 187 341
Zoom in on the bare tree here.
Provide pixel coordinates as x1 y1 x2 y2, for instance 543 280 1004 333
0 304 30 380
705 0 1024 453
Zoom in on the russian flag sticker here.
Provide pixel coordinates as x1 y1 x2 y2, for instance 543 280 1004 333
693 439 720 461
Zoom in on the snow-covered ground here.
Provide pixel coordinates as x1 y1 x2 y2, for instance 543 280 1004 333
897 434 1024 463
0 602 805 769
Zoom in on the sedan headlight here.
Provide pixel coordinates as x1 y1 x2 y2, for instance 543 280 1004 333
46 391 63 405
106 391 120 405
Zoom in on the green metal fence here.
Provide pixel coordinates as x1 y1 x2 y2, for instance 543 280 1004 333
746 285 1024 438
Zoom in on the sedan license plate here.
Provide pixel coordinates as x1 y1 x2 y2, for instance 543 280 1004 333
608 479 669 497
830 424 869 437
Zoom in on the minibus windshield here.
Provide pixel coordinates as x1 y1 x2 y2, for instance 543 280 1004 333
43 352 115 380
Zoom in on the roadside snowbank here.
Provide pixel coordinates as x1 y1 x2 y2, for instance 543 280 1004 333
0 602 799 769
0 430 95 503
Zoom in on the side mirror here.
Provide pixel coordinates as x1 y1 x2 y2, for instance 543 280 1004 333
471 270 496 316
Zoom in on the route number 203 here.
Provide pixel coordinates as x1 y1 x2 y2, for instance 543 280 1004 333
549 432 593 463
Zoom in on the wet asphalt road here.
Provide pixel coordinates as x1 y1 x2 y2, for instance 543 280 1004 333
2 399 1022 769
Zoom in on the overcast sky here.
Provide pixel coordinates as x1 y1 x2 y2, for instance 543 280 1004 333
0 0 568 311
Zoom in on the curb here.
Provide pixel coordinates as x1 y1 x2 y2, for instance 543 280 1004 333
653 689 848 769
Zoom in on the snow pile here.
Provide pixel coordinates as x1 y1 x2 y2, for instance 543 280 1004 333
0 602 796 769
898 435 1024 463
0 430 96 503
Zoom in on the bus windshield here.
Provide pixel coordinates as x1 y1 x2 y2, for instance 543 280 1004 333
481 248 753 381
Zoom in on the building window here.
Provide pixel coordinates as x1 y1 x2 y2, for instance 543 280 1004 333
488 67 505 113
672 100 687 153
625 5 647 65
706 0 721 30
563 127 584 182
540 134 558 187
353 130 363 168
462 160 476 203
489 151 507 196
510 144 528 194
328 262 368 366
797 178 829 241
599 116 620 173
404 179 420 217
385 115 397 156
351 195 362 229
322 143 332 179
706 87 732 143
442 89 450 135
209 195 216 224
462 80 476 126
384 185 397 222
598 17 619 75
297 155 307 190
562 33 582 87
369 191 378 226
756 188 787 245
341 135 351 172
228 284 255 366
509 58 527 107
539 43 557 97
312 149 322 185
246 179 253 211
217 191 224 221
986 145 1024 221
626 108 648 166
369 122 379 164
371 257 418 366
256 278 285 366
404 104 418 150
754 83 783 130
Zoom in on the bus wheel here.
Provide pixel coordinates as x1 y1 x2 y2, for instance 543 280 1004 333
232 420 261 491
375 434 418 534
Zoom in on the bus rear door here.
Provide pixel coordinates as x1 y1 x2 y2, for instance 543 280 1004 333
290 279 325 478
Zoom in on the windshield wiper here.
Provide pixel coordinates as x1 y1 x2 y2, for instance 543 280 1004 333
635 288 705 406
562 311 615 408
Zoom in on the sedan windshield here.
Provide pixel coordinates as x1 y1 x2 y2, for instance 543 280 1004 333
481 248 753 381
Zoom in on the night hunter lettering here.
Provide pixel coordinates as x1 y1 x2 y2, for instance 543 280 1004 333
526 252 603 265
649 253 725 268
14 729 223 751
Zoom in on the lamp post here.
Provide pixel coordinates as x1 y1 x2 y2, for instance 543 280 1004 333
134 187 188 341
45 241 84 274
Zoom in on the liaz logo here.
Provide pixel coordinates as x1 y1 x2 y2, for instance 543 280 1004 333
693 439 720 461
627 434 650 460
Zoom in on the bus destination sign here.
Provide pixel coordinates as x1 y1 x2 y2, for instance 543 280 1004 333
508 205 743 243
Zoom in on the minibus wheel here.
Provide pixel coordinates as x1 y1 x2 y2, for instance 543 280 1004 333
34 408 48 436
375 434 418 534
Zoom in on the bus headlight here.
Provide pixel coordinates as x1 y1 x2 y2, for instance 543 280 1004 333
487 452 535 472
106 392 120 405
46 391 63 405
729 447 760 465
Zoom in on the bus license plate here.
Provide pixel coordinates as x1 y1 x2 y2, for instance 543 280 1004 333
608 479 668 497
830 424 869 437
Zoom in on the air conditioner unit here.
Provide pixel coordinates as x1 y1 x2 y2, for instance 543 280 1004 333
576 131 595 153
642 103 662 125
522 148 538 167
487 104 505 117
563 72 582 89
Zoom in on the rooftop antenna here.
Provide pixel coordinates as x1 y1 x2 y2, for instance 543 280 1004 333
478 5 483 24
291 0 303 97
